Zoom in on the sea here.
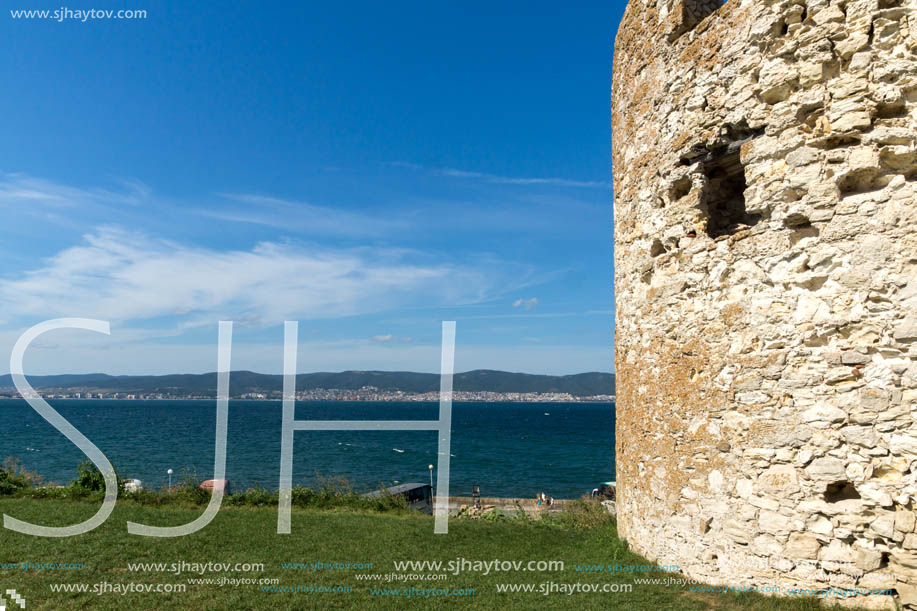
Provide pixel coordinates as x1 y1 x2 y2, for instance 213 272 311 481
0 400 615 500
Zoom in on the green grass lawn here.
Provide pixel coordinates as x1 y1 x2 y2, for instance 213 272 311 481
0 498 851 610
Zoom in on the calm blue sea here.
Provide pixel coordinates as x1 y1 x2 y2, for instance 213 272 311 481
0 400 615 499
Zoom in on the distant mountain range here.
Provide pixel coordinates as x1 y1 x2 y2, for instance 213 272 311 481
0 370 615 397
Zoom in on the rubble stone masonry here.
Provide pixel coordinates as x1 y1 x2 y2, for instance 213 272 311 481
611 0 917 607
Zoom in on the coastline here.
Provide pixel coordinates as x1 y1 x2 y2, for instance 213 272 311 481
0 396 616 403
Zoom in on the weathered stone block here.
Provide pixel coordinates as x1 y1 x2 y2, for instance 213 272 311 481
855 548 884 571
895 318 917 342
889 435 917 457
722 519 751 545
821 540 858 564
872 511 897 538
785 533 821 559
805 457 847 481
757 464 800 494
895 581 917 606
841 351 871 365
904 533 917 550
896 510 916 534
831 111 873 132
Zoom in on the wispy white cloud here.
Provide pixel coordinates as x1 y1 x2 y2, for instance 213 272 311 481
197 193 405 237
391 162 611 189
0 172 151 208
0 226 511 327
370 334 411 343
512 297 539 311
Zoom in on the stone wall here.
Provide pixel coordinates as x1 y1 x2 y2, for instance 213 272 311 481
611 0 917 607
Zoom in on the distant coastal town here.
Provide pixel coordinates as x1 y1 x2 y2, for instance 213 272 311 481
0 385 615 403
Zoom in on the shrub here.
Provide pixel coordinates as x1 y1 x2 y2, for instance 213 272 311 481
72 460 126 493
170 473 209 505
0 458 420 515
226 485 277 507
0 458 40 495
289 485 317 507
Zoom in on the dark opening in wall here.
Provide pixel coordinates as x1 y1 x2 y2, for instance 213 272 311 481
680 121 764 239
701 148 759 238
668 0 725 41
825 481 860 503
875 100 908 119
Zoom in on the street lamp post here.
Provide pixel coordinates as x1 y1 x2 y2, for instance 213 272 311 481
167 468 173 491
428 464 434 491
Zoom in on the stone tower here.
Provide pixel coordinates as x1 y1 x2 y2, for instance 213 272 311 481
612 0 917 607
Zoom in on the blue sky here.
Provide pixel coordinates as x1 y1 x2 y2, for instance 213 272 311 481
1 1 626 375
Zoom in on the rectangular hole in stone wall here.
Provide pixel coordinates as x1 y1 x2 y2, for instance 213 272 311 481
825 481 860 503
701 149 760 238
876 101 908 119
668 0 725 41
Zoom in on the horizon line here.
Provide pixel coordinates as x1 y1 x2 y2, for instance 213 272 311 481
0 368 615 378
